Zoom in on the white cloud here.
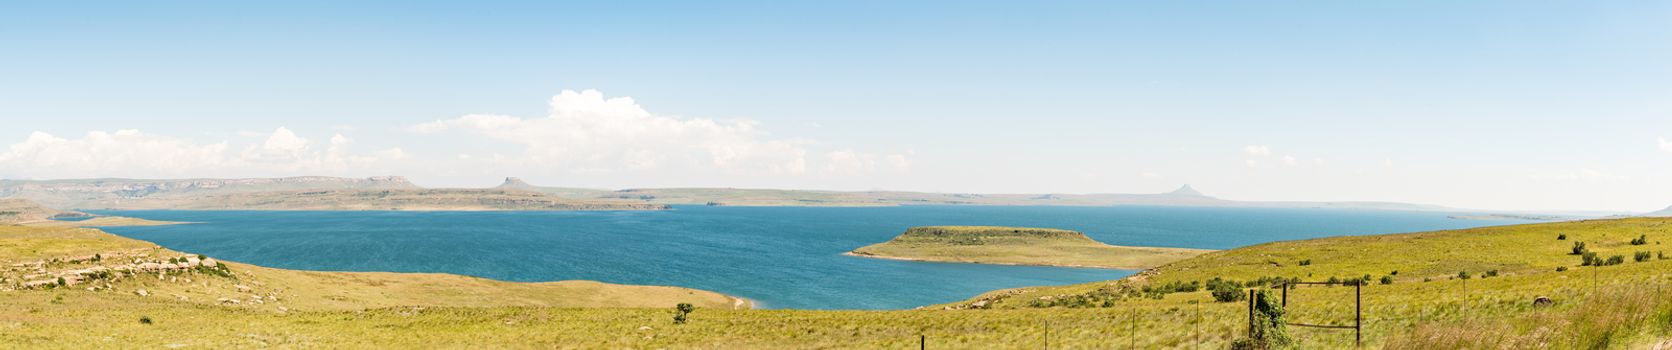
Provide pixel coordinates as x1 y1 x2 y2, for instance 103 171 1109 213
1242 145 1272 157
1282 155 1297 166
0 130 230 178
1383 159 1395 167
1659 137 1672 153
412 89 902 176
0 128 400 179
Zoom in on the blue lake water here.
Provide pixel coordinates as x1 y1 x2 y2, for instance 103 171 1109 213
90 206 1529 310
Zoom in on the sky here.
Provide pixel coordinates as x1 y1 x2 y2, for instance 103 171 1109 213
2 1 1670 212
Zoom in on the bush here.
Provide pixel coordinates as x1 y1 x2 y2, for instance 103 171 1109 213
1570 242 1588 255
1297 259 1311 266
1390 270 1398 275
1605 255 1625 266
139 316 152 325
1635 251 1653 262
1325 276 1341 285
1557 234 1567 240
1379 275 1394 285
1232 290 1291 349
672 303 694 324
1557 266 1568 272
1217 283 1243 301
1484 270 1499 278
1630 235 1648 245
1457 271 1471 280
1581 252 1600 266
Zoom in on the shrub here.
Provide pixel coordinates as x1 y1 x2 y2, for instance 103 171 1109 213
1605 255 1625 266
1635 251 1653 262
1630 235 1648 245
1380 275 1394 285
139 316 152 325
1581 252 1600 266
1557 234 1567 240
1570 242 1588 255
1557 266 1568 272
1211 286 1245 303
1484 270 1499 278
1390 270 1398 275
1325 276 1341 285
672 303 694 324
1298 259 1311 266
1232 290 1291 349
1457 271 1471 280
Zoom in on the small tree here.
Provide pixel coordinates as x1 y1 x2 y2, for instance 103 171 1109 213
1631 235 1648 245
1456 271 1471 280
1379 275 1394 285
672 303 695 324
1557 234 1567 240
1570 242 1588 255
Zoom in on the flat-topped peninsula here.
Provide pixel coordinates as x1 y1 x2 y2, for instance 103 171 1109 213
848 226 1211 269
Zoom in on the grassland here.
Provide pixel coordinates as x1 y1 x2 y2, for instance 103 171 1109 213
850 226 1211 269
0 225 743 312
5 217 1672 348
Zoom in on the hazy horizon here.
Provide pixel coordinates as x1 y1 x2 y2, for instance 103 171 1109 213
4 1 1671 212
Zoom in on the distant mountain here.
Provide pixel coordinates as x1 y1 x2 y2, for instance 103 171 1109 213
1645 205 1672 217
0 176 416 209
493 177 614 199
1165 184 1208 198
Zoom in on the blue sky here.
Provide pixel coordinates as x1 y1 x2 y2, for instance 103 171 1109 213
2 1 1670 212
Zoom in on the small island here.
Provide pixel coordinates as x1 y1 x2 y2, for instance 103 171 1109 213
847 226 1212 269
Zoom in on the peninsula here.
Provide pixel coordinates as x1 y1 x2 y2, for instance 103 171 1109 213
848 226 1211 269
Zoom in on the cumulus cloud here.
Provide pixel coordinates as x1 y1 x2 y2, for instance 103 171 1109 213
1659 137 1672 153
0 128 400 179
1242 145 1272 157
412 89 905 176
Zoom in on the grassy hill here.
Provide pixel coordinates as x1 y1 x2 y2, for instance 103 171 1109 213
67 189 667 211
850 226 1211 269
4 214 1671 348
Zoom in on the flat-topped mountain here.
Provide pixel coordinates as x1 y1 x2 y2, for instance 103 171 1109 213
848 226 1211 269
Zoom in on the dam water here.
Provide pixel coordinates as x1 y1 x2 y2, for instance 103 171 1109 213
92 205 1528 309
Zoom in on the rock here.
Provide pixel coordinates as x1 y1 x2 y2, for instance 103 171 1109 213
1533 296 1554 308
135 289 150 297
972 300 989 309
235 285 253 293
638 326 653 331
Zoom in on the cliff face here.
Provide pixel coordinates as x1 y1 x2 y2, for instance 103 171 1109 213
0 176 419 209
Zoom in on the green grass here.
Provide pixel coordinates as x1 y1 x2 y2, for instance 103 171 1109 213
6 218 1672 348
851 226 1210 269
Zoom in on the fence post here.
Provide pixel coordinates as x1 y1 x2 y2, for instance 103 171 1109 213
920 334 925 350
1247 289 1255 338
1281 282 1288 307
1355 283 1362 347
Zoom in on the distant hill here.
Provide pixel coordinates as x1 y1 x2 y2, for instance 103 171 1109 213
0 199 80 224
0 176 417 209
0 177 660 211
1645 205 1672 217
